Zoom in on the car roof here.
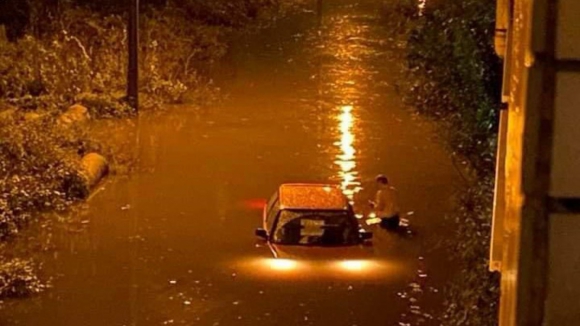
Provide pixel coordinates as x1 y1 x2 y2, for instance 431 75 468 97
278 183 349 210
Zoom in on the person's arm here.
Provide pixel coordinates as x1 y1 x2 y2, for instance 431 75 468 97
374 190 386 212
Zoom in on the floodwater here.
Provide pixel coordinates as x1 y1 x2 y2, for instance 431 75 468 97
2 0 463 325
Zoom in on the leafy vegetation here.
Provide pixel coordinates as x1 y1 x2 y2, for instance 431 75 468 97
0 7 222 112
0 112 91 298
382 0 502 325
443 177 500 325
0 112 89 239
0 258 46 298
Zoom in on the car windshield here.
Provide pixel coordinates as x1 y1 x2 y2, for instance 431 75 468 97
272 210 359 246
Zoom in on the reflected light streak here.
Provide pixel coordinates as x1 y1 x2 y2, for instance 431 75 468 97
323 14 373 204
336 105 362 203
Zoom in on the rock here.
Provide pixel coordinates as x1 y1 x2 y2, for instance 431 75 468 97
23 112 43 121
58 104 90 127
81 153 109 188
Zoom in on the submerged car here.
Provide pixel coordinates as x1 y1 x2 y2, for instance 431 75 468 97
255 184 373 265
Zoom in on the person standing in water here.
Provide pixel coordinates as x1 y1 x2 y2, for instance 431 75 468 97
369 174 400 230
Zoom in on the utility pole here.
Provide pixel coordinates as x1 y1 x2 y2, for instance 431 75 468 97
127 0 139 112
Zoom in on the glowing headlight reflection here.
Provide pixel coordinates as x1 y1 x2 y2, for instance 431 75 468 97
339 260 370 272
268 259 298 271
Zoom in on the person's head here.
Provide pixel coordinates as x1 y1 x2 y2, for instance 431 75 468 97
375 174 389 185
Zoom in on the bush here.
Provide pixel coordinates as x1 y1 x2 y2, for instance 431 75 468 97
0 7 214 115
0 258 46 298
0 113 89 239
442 178 500 326
140 7 226 104
0 13 124 110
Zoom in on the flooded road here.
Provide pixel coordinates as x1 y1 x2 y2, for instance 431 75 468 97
2 1 462 325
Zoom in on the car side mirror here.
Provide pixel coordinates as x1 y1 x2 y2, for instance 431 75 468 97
255 228 268 240
359 229 373 241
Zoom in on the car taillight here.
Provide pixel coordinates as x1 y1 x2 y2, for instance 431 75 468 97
242 198 267 210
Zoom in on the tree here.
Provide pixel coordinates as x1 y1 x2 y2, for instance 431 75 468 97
0 0 30 41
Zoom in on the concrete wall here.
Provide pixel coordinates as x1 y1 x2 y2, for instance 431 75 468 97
546 213 580 325
544 1 580 324
492 0 580 325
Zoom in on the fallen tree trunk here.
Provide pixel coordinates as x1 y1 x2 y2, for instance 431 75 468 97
81 153 109 189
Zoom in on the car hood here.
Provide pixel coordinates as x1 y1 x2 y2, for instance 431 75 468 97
270 243 374 261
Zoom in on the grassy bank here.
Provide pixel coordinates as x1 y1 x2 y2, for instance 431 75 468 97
0 0 302 299
382 0 501 325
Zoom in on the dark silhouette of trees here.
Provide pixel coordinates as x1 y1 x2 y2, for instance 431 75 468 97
0 0 169 41
0 0 30 41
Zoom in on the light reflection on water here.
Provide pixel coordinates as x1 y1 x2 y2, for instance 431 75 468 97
232 257 399 281
314 12 379 204
335 105 361 203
